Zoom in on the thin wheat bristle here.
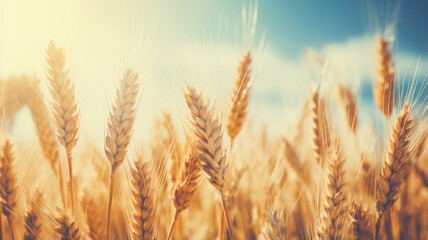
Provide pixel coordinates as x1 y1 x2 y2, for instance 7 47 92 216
375 37 395 117
54 208 83 240
337 84 358 133
376 105 415 214
319 151 348 240
24 190 44 240
227 51 252 142
130 159 155 240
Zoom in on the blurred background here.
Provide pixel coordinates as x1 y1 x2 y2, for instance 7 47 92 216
0 0 427 148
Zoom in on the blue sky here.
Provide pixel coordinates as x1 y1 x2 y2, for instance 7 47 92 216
1 0 427 143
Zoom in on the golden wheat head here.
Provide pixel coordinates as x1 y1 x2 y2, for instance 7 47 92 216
105 68 139 174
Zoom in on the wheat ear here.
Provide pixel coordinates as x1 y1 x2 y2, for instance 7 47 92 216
167 150 202 239
311 89 330 167
45 40 80 214
105 68 139 240
352 203 375 239
265 209 287 240
162 113 182 185
318 151 348 240
337 84 358 133
375 105 415 239
130 159 155 240
24 77 66 206
24 189 44 240
374 37 395 117
282 138 307 183
81 192 105 240
0 138 17 240
25 76 61 175
55 208 83 240
227 51 252 144
184 85 233 239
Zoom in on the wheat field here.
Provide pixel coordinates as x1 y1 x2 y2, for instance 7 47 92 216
0 1 428 240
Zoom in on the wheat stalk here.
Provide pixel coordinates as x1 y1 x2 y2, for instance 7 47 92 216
227 51 252 144
54 208 83 240
104 68 139 240
0 138 17 240
318 151 348 240
130 159 155 240
45 40 80 214
376 104 415 239
24 189 44 240
167 150 202 239
184 85 233 239
374 37 395 117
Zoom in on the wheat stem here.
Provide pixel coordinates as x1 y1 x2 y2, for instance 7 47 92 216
167 210 180 240
106 174 114 240
375 214 382 240
67 150 75 215
221 195 234 240
7 217 14 240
